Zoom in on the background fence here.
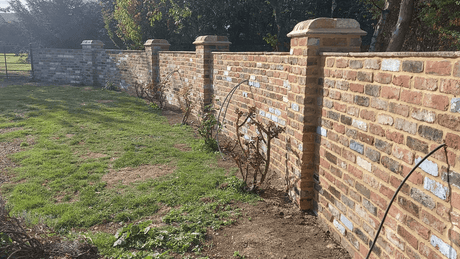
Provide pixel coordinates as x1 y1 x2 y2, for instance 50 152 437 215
0 44 33 79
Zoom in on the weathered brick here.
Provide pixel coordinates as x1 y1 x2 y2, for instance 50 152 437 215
352 119 368 131
397 225 418 249
338 135 349 146
357 156 372 172
406 215 430 240
329 89 341 100
355 182 370 199
376 138 393 154
362 198 377 216
327 110 340 121
350 140 364 154
346 128 357 139
377 114 394 126
407 136 429 153
358 132 374 145
341 92 354 103
354 95 370 107
414 77 438 91
357 71 373 82
400 89 422 105
381 86 400 100
398 195 420 217
336 80 349 90
370 123 386 137
424 176 449 200
326 58 335 67
364 59 380 70
438 114 460 131
324 78 336 88
382 156 402 174
410 187 435 210
392 75 411 88
395 118 417 135
370 97 388 110
423 93 449 111
342 149 356 163
326 151 338 165
365 147 381 163
426 60 452 76
374 167 390 182
393 145 415 164
389 102 409 117
349 60 363 69
440 79 460 95
336 58 348 68
350 83 364 93
341 114 352 125
360 110 375 122
347 106 359 117
411 108 436 123
364 84 380 97
374 73 392 84
402 60 424 73
418 125 443 143
382 59 401 71
421 210 446 234
333 102 347 113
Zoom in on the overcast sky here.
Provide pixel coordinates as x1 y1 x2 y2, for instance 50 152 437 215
0 0 26 10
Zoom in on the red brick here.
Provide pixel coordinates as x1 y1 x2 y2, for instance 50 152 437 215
400 89 422 105
422 93 449 111
436 202 450 220
381 86 400 100
374 167 390 182
370 191 387 210
386 130 405 144
446 133 460 150
344 70 358 80
389 102 410 117
397 225 418 249
343 149 356 163
402 165 423 185
398 195 420 217
331 69 343 78
440 79 460 95
370 123 386 137
320 157 330 169
334 102 347 113
392 145 415 164
426 60 452 76
329 90 341 100
392 75 411 88
375 72 392 84
449 229 460 249
438 114 460 131
405 216 430 240
452 192 460 211
414 77 438 91
361 110 376 121
379 184 394 199
421 210 446 234
419 241 442 259
349 164 363 179
344 173 355 186
350 83 364 93
430 144 456 166
358 132 374 145
333 123 345 134
336 58 348 68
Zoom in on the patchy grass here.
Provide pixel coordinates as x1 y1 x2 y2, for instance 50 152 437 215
0 84 258 258
0 53 31 76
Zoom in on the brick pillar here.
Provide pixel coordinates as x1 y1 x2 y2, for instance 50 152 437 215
144 39 170 85
286 18 366 210
81 40 104 86
193 36 231 110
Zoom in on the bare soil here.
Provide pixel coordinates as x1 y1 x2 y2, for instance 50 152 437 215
0 78 351 258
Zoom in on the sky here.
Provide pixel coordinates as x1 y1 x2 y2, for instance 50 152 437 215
0 0 26 10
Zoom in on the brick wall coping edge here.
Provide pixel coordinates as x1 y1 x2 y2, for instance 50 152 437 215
320 51 460 57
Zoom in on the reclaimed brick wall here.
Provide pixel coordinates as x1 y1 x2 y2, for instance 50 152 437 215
32 48 152 88
316 53 460 259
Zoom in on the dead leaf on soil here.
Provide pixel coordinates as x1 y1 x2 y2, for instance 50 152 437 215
102 164 175 188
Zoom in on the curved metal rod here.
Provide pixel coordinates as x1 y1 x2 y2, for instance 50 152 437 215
215 79 250 159
366 143 447 259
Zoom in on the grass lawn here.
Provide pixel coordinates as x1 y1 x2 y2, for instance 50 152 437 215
0 53 31 76
0 84 258 258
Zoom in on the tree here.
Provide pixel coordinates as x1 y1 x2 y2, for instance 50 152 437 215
8 0 109 49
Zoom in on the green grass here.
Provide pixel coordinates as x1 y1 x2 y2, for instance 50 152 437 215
0 85 259 258
0 53 31 75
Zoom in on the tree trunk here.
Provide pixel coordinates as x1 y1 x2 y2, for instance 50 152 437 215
369 0 392 52
386 0 414 51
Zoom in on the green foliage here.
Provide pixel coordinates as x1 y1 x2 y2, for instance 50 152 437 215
198 103 220 151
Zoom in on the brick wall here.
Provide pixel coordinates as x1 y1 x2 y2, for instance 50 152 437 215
31 18 460 259
316 53 460 259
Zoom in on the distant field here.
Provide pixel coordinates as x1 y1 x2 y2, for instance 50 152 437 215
0 53 31 77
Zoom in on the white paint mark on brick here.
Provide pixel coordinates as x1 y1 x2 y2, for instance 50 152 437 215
357 157 372 172
226 77 232 82
269 107 275 113
333 219 346 235
224 71 228 76
352 119 368 131
415 157 438 176
317 127 327 137
431 235 457 259
382 59 401 71
424 177 449 200
283 96 289 103
227 66 231 71
275 109 282 116
340 214 354 231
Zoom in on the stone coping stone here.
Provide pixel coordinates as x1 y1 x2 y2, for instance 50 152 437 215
287 18 366 38
213 52 290 55
320 51 460 57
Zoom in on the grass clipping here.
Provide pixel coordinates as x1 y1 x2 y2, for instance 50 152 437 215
0 197 99 259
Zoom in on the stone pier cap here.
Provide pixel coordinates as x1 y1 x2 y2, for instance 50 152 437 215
144 39 171 47
193 35 232 45
81 40 104 49
287 18 367 38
